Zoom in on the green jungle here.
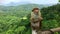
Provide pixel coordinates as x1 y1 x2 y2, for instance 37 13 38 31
0 4 60 34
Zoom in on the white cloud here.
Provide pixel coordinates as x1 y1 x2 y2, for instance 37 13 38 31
29 0 58 4
0 0 59 5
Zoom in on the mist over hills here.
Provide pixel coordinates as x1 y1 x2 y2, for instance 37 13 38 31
0 3 59 17
0 3 53 17
0 4 49 12
0 1 58 6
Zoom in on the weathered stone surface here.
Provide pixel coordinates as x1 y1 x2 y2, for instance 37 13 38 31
50 27 60 32
37 30 52 34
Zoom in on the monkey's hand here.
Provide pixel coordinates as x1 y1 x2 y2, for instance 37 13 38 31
38 17 43 21
30 18 34 22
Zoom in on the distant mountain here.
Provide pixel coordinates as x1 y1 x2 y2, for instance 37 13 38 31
0 4 59 16
0 4 60 17
0 4 50 16
0 1 57 6
0 4 49 11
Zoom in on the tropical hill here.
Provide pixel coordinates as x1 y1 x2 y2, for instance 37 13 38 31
0 4 60 34
0 4 49 17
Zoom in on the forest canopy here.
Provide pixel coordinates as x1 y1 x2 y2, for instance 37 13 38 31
0 4 60 34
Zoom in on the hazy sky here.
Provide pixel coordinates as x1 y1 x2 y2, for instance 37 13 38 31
0 0 59 5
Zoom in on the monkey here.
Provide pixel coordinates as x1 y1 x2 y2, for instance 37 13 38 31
30 8 55 34
30 8 43 32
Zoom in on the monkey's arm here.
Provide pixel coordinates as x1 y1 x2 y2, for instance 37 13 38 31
38 11 43 21
30 12 35 22
30 18 34 22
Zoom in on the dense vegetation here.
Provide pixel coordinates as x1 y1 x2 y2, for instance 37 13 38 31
0 4 60 34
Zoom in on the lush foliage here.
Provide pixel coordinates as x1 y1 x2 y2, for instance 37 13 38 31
0 4 60 34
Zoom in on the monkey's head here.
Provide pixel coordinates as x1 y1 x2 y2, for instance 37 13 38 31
32 8 40 13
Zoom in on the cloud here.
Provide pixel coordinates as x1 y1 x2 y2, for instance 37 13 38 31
0 0 17 4
0 0 59 5
29 0 58 4
0 0 5 3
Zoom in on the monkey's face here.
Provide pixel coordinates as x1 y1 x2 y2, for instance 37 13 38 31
34 10 39 13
